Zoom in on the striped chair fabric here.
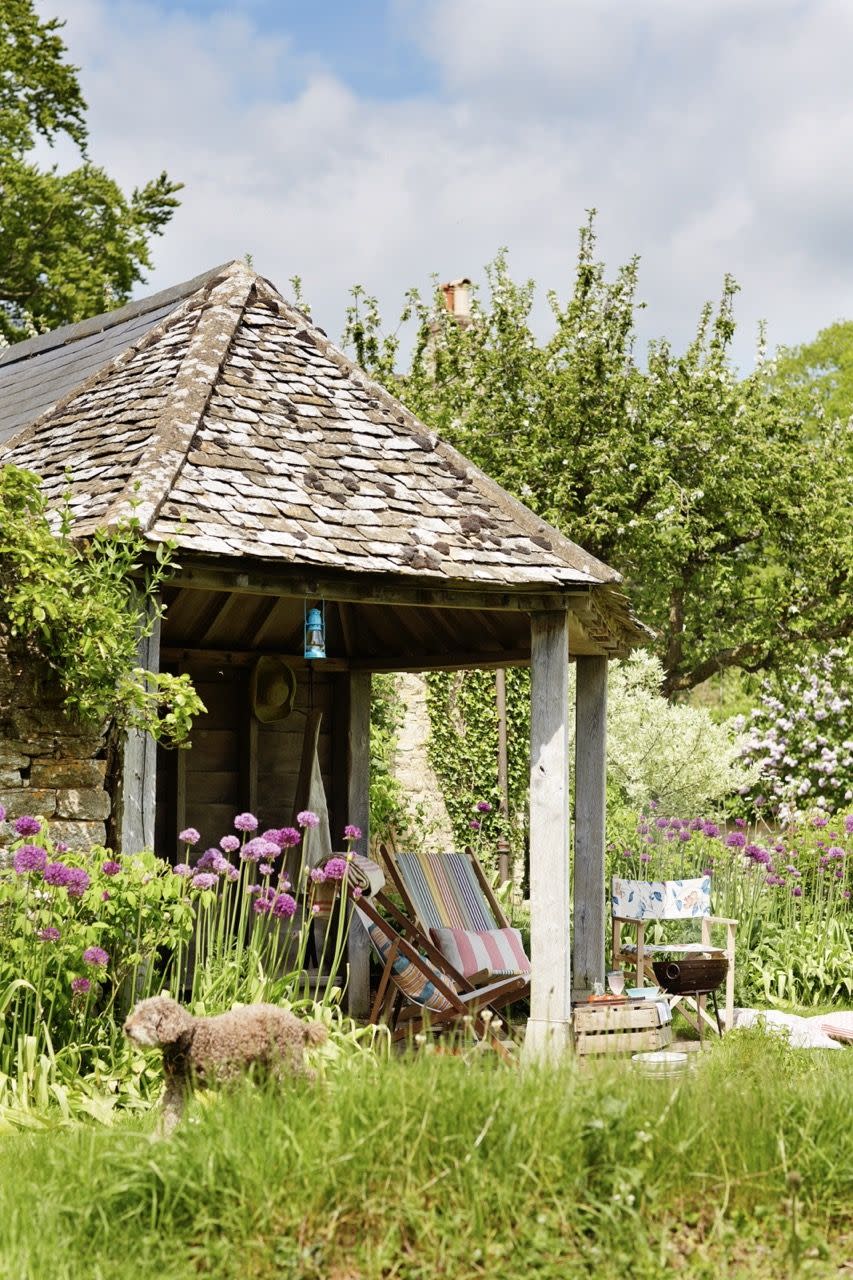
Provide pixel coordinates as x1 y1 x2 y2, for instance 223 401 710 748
393 852 499 933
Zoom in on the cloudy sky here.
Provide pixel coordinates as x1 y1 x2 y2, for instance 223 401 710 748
36 0 853 368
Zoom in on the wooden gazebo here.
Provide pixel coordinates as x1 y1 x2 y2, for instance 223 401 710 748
0 261 645 1053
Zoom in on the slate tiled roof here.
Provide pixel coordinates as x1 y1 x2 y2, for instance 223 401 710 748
0 261 630 602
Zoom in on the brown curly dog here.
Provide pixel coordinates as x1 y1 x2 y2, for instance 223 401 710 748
124 995 327 1132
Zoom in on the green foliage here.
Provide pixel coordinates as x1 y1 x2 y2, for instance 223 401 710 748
607 651 758 813
774 318 853 434
0 0 181 342
0 1041 850 1277
344 216 852 695
0 465 202 744
425 668 529 867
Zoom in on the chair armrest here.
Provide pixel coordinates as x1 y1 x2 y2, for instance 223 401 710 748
706 916 737 926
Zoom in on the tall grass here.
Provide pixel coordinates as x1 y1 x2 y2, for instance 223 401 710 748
0 1032 850 1280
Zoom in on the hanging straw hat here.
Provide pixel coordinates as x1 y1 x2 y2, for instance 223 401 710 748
250 656 297 723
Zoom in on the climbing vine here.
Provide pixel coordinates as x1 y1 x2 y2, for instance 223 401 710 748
0 464 203 746
425 668 530 873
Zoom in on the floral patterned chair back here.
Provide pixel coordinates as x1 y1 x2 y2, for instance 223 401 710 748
611 876 712 922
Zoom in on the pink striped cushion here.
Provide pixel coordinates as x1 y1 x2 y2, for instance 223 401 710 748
430 926 530 980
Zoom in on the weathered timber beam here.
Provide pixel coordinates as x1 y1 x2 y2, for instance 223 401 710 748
572 655 608 996
168 559 590 614
524 609 572 1061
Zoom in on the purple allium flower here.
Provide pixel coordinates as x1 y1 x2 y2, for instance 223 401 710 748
13 845 47 874
664 830 676 842
102 891 110 901
240 837 267 862
297 810 319 828
734 817 747 829
38 927 60 942
678 830 691 842
178 828 201 846
791 886 803 897
258 863 274 877
352 886 363 899
813 815 828 828
13 815 41 837
220 835 240 853
101 860 121 876
173 863 193 878
54 842 69 854
271 892 297 918
83 946 109 967
843 890 851 901
689 818 703 831
726 832 747 848
469 820 481 831
655 816 668 829
827 846 845 860
309 867 326 883
343 824 362 840
71 977 91 995
475 802 492 814
190 872 218 891
245 884 262 895
253 896 272 915
323 857 348 881
637 822 649 835
225 865 239 882
234 813 259 832
65 867 90 898
0 803 5 823
43 862 70 886
267 826 300 849
845 815 853 836
196 848 221 870
640 852 651 863
702 822 720 838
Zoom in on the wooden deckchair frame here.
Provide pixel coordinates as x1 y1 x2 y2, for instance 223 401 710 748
352 893 525 1059
378 844 531 999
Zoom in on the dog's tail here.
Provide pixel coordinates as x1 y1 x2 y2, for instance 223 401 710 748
303 1021 328 1048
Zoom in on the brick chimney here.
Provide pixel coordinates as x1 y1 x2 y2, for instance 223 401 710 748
440 277 472 328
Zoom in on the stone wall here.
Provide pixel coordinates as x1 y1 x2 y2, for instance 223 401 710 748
392 672 454 848
0 637 111 850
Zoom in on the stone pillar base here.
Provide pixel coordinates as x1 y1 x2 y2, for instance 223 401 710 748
522 1016 573 1062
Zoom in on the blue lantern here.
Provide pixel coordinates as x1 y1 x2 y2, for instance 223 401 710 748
304 602 326 660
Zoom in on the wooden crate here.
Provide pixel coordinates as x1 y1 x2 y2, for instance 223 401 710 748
573 1002 672 1056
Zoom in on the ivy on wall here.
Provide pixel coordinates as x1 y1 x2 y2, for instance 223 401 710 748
0 464 203 746
424 668 530 873
369 673 434 851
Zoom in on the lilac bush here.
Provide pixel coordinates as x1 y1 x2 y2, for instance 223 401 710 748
737 644 852 819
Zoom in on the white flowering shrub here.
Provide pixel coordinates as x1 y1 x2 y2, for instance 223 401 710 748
737 644 853 818
602 652 758 813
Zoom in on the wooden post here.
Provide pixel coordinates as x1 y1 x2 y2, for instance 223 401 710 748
572 655 608 996
524 610 572 1060
495 668 511 884
117 614 161 854
346 670 372 1017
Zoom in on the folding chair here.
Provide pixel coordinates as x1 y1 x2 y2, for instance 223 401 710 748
380 845 531 996
611 875 737 1036
352 895 525 1059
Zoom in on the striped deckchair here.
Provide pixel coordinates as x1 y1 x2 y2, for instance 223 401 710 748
381 846 531 992
352 894 525 1057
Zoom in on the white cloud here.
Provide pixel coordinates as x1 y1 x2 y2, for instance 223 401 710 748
34 0 853 366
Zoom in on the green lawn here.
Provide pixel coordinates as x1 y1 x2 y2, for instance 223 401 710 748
1 1030 851 1279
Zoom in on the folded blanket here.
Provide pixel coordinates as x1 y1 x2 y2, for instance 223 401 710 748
348 853 386 897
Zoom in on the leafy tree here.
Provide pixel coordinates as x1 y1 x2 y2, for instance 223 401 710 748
344 217 852 696
0 0 181 342
774 320 853 431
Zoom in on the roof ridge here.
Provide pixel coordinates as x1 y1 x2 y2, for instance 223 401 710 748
0 262 237 369
249 276 619 587
0 270 237 461
99 263 257 532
